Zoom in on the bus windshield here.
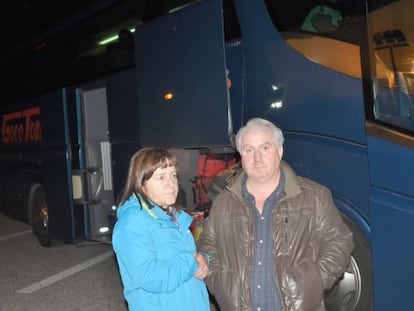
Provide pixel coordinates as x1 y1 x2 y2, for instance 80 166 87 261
368 0 414 133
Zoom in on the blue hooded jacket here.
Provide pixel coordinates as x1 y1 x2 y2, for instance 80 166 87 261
112 195 210 311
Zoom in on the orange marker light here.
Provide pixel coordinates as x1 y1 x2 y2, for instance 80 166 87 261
164 92 173 100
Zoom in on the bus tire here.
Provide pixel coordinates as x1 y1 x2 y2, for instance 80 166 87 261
32 187 53 247
324 214 373 311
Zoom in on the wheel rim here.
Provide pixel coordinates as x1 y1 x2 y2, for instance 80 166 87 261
34 193 49 239
324 256 361 311
39 205 49 229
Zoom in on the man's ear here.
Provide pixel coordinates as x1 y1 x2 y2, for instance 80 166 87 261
278 146 284 159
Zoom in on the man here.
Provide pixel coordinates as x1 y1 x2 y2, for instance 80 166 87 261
197 118 354 311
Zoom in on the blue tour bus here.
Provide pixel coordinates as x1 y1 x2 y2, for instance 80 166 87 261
0 0 413 310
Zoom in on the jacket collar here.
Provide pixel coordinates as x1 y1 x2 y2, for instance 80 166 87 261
133 194 194 230
228 161 302 201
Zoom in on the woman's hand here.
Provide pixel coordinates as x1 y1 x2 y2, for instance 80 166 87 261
193 252 209 280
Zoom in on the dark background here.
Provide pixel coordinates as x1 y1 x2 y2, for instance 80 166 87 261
0 0 237 105
0 0 95 56
0 0 177 104
0 0 174 60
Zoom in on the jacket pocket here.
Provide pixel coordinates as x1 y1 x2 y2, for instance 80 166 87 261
284 259 324 311
211 266 241 311
275 213 291 256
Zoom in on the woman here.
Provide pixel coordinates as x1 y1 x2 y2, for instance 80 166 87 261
112 148 210 311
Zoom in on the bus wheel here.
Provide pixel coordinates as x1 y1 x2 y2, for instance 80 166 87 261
32 188 53 247
324 215 373 311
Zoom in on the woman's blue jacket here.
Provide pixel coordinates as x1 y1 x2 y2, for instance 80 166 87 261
112 195 210 311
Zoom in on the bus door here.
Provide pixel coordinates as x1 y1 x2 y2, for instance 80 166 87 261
74 86 114 242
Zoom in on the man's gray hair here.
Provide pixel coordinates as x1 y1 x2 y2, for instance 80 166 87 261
235 118 284 152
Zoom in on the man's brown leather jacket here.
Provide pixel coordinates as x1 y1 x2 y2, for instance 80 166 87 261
197 162 354 311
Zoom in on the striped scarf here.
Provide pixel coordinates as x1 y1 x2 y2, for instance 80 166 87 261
166 205 179 226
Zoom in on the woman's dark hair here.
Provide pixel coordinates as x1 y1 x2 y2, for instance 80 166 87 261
116 147 178 207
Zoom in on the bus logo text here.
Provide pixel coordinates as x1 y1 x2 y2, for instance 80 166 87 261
2 107 42 144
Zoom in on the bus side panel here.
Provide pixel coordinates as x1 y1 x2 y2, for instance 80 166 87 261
233 0 367 144
0 144 23 219
37 147 74 242
284 133 370 228
30 89 75 242
367 136 414 198
370 188 414 311
0 89 76 242
367 136 414 310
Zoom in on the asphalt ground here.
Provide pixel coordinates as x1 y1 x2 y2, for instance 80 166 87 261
0 213 127 311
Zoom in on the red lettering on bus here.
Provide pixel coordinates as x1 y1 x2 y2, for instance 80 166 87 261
1 107 42 144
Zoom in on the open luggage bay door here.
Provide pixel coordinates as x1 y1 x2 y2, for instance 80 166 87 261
134 0 232 148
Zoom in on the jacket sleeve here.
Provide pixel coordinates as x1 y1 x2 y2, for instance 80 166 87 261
112 214 198 293
196 195 245 311
196 201 221 295
315 187 354 289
